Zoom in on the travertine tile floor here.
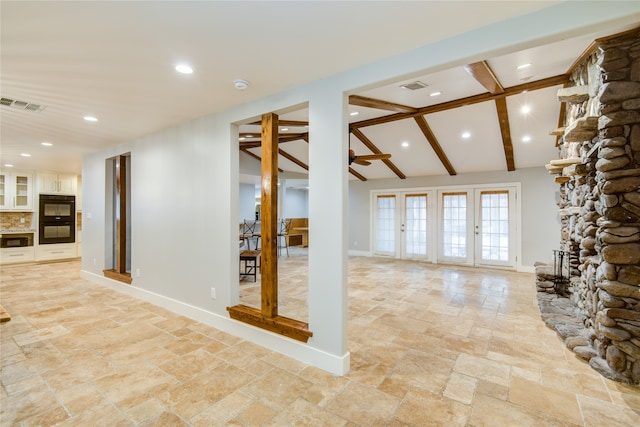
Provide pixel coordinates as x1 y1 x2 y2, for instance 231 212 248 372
1 252 639 426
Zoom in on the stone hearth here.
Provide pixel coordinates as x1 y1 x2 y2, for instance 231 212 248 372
541 29 640 385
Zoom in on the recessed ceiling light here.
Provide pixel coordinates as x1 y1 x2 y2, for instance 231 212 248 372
429 91 442 97
461 131 471 139
175 64 193 74
522 135 532 143
350 111 359 116
281 128 289 132
41 142 53 146
239 137 246 141
246 134 252 138
521 105 531 114
20 153 31 157
517 63 532 70
401 141 410 148
4 164 13 168
84 116 98 122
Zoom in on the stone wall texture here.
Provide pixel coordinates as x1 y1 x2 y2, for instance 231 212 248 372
552 30 640 384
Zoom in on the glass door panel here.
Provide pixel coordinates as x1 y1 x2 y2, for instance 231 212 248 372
402 193 428 259
475 189 515 268
439 192 471 263
374 195 396 256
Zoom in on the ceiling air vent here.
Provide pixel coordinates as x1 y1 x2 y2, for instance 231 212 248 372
400 81 428 91
0 97 47 112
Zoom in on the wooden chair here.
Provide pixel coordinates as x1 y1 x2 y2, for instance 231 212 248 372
239 250 260 281
277 218 292 257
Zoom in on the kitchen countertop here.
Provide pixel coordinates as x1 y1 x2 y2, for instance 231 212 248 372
0 229 36 234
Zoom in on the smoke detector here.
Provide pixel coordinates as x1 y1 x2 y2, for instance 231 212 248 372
234 79 250 90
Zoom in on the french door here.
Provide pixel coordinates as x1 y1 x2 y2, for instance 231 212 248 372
373 185 517 268
373 192 433 261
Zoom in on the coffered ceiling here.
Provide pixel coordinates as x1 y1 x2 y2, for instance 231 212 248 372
1 1 638 180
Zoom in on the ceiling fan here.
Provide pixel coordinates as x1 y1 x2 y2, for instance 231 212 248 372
348 149 391 166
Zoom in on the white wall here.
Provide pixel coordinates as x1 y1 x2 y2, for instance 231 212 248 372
80 2 639 375
239 183 256 223
348 167 560 269
283 189 308 218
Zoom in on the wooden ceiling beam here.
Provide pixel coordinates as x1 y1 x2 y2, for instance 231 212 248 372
413 116 456 176
351 74 569 129
248 119 309 127
494 98 515 172
240 148 284 173
349 95 418 113
349 167 367 181
351 128 406 179
278 149 308 171
464 61 504 95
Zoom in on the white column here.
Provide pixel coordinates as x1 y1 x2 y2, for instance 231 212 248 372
307 86 349 373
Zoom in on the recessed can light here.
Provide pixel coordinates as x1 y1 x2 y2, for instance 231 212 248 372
4 164 13 168
401 141 409 148
41 142 53 146
461 132 471 139
517 63 532 70
430 91 442 97
20 153 31 157
522 135 532 143
281 128 289 132
521 105 531 115
84 116 98 122
350 111 359 116
175 64 193 74
233 79 249 90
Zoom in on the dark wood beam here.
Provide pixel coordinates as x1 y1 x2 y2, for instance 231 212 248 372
349 167 367 181
278 133 308 143
413 116 456 176
494 98 515 171
566 27 640 75
260 113 279 319
351 74 569 129
464 61 504 94
349 95 418 113
279 149 308 171
351 128 406 179
240 148 284 173
248 119 309 127
115 155 127 275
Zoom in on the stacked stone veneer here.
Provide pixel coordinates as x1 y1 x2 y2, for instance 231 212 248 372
543 30 640 384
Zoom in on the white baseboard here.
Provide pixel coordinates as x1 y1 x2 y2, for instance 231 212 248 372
518 265 536 273
348 249 370 257
80 270 350 376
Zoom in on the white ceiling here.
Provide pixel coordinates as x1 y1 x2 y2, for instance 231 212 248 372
1 1 637 180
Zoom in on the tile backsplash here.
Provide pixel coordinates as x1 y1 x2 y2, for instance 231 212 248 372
0 212 35 230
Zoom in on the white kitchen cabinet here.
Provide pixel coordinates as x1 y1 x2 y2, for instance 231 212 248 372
36 243 77 261
0 246 35 264
0 170 34 211
38 172 77 195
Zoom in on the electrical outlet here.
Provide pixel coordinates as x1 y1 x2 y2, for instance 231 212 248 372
210 288 216 299
20 217 25 224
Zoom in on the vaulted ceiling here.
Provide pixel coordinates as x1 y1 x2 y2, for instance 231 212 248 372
239 27 636 182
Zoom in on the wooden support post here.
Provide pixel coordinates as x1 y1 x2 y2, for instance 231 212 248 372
261 113 279 318
115 155 127 274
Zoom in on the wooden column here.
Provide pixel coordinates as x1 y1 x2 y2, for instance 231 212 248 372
115 155 127 274
261 113 279 318
227 112 312 343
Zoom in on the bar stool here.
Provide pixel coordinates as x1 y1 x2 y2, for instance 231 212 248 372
239 250 261 282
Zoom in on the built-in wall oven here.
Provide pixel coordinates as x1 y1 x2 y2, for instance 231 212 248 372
39 194 76 244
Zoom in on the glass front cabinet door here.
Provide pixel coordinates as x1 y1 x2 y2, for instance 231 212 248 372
0 171 34 211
